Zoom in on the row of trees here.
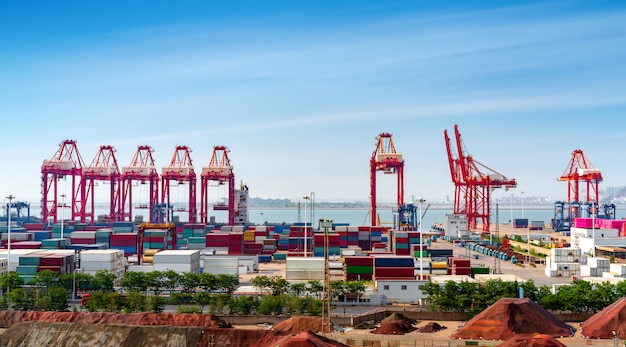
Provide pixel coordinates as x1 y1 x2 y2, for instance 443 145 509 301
422 278 626 316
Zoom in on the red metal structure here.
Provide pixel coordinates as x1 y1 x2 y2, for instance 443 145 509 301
558 149 603 205
200 145 235 225
369 133 404 226
137 222 177 265
444 125 517 231
82 145 122 225
41 140 86 224
120 146 160 223
161 146 197 223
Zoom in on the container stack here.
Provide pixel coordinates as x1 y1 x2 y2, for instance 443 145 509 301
285 257 325 282
203 256 239 276
181 223 206 239
412 243 428 259
112 222 134 233
80 249 125 284
2 230 32 247
312 233 341 257
51 223 74 239
580 257 609 277
154 250 201 274
373 256 415 280
143 230 168 250
545 247 582 277
95 228 113 247
448 258 472 276
430 258 449 275
109 233 138 256
429 248 454 259
344 256 374 281
41 238 70 250
0 249 43 272
70 231 96 245
205 232 231 253
414 260 431 279
286 225 312 256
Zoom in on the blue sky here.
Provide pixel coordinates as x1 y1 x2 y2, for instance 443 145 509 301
2 1 626 207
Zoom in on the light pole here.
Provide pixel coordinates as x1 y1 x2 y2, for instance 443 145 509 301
303 195 310 258
521 191 525 219
6 194 14 274
591 198 596 257
60 193 67 239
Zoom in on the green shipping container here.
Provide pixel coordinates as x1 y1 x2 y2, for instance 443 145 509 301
346 265 374 275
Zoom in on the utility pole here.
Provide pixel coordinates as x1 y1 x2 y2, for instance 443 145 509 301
319 218 333 334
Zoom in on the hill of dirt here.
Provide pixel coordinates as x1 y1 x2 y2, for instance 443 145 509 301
497 333 567 347
451 298 572 340
581 296 626 339
272 316 324 333
370 320 415 335
0 312 350 347
0 310 231 328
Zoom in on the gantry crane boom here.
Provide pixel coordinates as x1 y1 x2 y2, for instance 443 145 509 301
161 146 197 223
558 149 603 205
444 125 516 232
120 146 160 223
369 133 404 226
200 145 235 225
41 140 85 224
82 145 122 225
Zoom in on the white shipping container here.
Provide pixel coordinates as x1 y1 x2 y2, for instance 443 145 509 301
204 258 239 268
203 267 238 276
81 250 124 262
285 269 325 280
329 261 343 269
127 265 155 273
154 250 200 264
153 263 200 274
610 263 626 275
81 260 118 272
286 257 324 270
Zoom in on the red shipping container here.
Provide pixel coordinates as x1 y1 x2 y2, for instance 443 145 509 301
374 266 415 278
344 256 374 267
346 274 373 281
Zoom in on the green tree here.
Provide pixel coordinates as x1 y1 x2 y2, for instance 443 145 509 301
344 281 366 302
251 275 288 296
257 295 283 315
7 288 34 311
233 295 258 315
161 270 180 294
194 291 212 313
34 269 60 289
125 290 146 312
92 270 116 292
121 272 148 293
330 281 347 302
216 274 239 294
148 294 166 313
306 280 323 299
198 273 218 292
290 282 307 297
0 272 24 294
144 271 166 295
179 272 200 294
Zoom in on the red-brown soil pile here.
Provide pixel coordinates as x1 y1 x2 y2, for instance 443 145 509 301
581 296 626 339
255 331 349 347
381 312 416 325
0 310 231 328
272 316 324 333
371 320 415 335
417 321 446 333
497 333 567 347
451 298 572 340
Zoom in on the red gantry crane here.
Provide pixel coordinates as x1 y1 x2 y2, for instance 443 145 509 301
444 125 517 232
120 146 160 223
200 145 235 225
161 146 197 223
41 140 86 224
82 145 122 225
558 149 602 206
370 133 404 226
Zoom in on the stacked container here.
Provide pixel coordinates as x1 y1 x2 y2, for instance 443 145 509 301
109 233 138 256
312 233 341 257
203 256 239 276
344 257 374 281
448 258 472 276
373 256 415 280
70 231 96 245
285 257 324 281
580 257 609 277
80 249 125 284
154 250 201 274
545 247 582 277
